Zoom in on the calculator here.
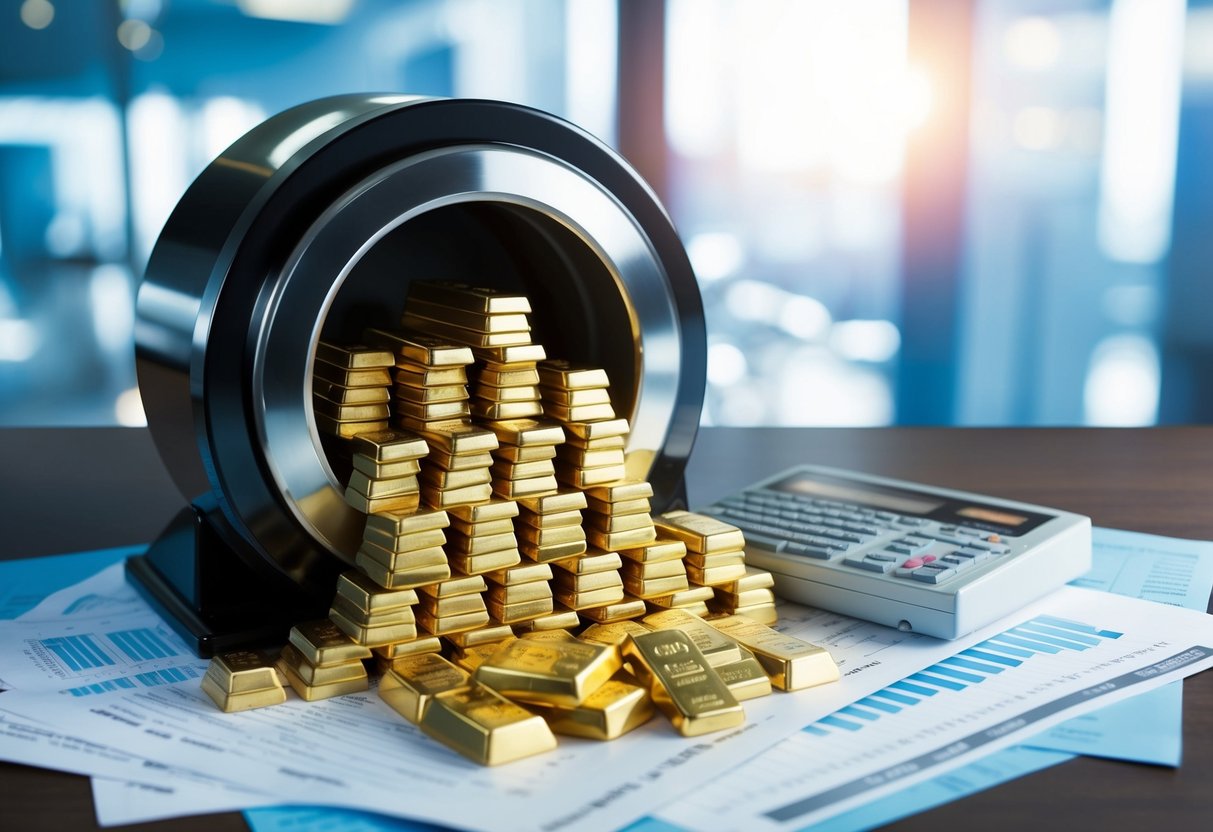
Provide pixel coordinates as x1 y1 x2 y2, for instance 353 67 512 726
700 465 1092 639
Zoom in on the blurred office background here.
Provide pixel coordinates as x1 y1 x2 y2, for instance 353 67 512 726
1 0 1209 428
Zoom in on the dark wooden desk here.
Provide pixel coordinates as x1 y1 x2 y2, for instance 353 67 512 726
3 426 1212 831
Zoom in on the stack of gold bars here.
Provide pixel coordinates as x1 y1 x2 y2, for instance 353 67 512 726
202 280 841 766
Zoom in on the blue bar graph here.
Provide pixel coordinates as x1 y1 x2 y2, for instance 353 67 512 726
806 615 1127 738
41 634 114 671
106 627 179 661
65 664 200 697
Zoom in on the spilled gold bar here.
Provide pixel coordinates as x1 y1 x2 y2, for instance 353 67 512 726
621 558 687 580
277 659 369 702
487 581 553 605
642 608 742 667
685 550 746 569
537 677 654 741
330 608 418 646
518 490 588 514
330 595 415 628
473 343 547 364
585 512 656 534
521 539 587 563
354 554 451 590
356 538 448 570
624 574 690 598
202 649 282 694
578 596 648 623
347 470 419 500
313 362 391 388
579 620 650 647
563 418 630 441
719 566 776 594
395 363 468 387
417 593 488 618
486 596 555 624
686 562 747 586
421 483 494 508
490 459 555 480
478 365 540 386
407 299 530 333
278 644 369 686
313 398 391 421
364 507 450 537
315 342 395 369
616 539 687 563
707 615 840 691
473 638 621 707
429 450 495 471
352 455 421 479
394 383 469 404
289 619 372 666
448 499 519 523
471 400 543 420
585 480 653 503
558 465 628 488
485 562 552 586
586 527 658 551
557 446 625 468
553 569 623 593
363 327 474 366
374 636 443 661
419 423 500 454
419 683 557 766
201 675 286 713
417 608 490 636
544 402 616 423
554 585 625 610
552 549 621 574
512 606 581 632
454 640 515 672
586 494 649 515
714 588 777 608
714 648 773 701
379 653 470 724
343 488 418 515
318 415 390 440
623 630 744 737
417 574 488 598
408 282 532 314
449 516 515 537
448 549 522 576
537 360 610 389
312 380 391 405
517 508 583 530
421 467 492 490
540 386 612 406
654 512 746 554
445 624 516 649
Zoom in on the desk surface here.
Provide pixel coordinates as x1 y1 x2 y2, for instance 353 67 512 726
3 426 1212 831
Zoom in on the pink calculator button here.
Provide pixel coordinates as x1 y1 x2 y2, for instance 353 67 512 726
901 558 924 570
921 555 937 564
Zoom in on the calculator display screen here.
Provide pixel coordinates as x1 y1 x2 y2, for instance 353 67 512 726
770 474 945 515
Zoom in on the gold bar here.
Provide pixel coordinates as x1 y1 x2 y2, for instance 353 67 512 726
312 380 391 405
518 491 588 514
577 597 648 623
584 511 655 534
563 418 630 441
720 566 776 594
354 553 451 590
516 508 582 530
362 526 448 555
512 606 581 632
551 549 622 574
713 588 777 608
552 569 623 593
707 615 840 691
315 342 395 369
616 538 687 563
449 516 514 537
621 558 687 580
536 678 654 741
277 658 369 702
313 398 391 421
277 643 368 686
407 282 532 314
554 585 626 610
447 499 519 523
330 608 419 646
363 327 475 366
395 399 471 421
474 383 540 402
351 429 429 463
407 299 531 333
374 636 443 661
471 399 543 421
343 488 419 515
395 363 468 387
416 574 487 598
379 653 471 724
352 455 421 479
417 593 487 617
364 507 449 536
420 467 492 490
557 446 625 468
419 683 557 766
645 585 716 608
655 512 746 554
492 476 559 499
540 386 612 406
403 312 532 347
586 494 649 515
585 480 653 503
418 423 500 454
289 619 372 666
622 630 744 737
490 459 555 480
478 365 540 386
567 434 627 452
473 638 621 707
318 415 390 439
485 562 553 586
726 603 778 626
347 470 419 499
519 629 579 643
487 581 553 605
445 624 517 649
537 361 611 389
714 649 773 701
421 483 494 508
313 362 391 388
453 640 516 673
642 608 742 667
544 402 616 423
483 418 565 448
666 601 710 618
517 524 585 547
449 549 522 576
685 550 746 569
445 530 518 556
494 444 558 463
356 538 448 570
202 650 281 694
329 595 416 628
201 676 286 713
428 450 495 471
558 464 628 488
417 608 490 636
686 562 748 586
486 596 555 624
579 620 650 647
394 383 469 404
586 526 658 551
473 343 547 364
520 539 587 563
624 574 690 598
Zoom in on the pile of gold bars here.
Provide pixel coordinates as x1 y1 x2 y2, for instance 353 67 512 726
203 281 841 766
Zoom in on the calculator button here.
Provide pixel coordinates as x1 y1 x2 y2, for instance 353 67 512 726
902 537 932 550
958 528 984 537
843 555 895 574
925 533 968 547
744 533 786 553
867 552 900 563
963 540 996 551
955 547 991 562
988 544 1010 555
897 518 928 527
887 543 916 555
785 542 837 560
910 565 956 584
939 555 974 570
875 512 899 521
